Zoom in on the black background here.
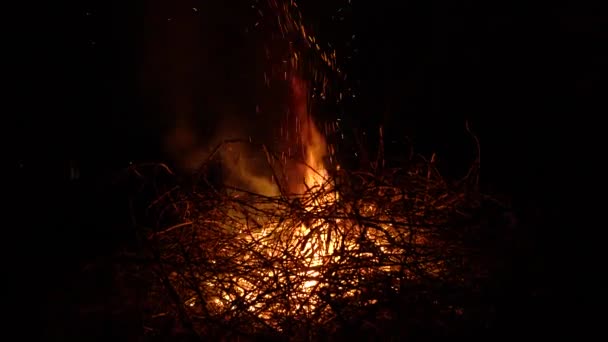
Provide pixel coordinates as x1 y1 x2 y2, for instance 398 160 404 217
8 0 605 338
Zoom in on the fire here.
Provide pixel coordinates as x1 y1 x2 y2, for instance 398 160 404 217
161 74 418 324
145 82 466 334
289 74 336 291
136 1 474 337
212 74 341 315
289 74 332 191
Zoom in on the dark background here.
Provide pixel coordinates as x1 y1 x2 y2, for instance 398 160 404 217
8 0 604 339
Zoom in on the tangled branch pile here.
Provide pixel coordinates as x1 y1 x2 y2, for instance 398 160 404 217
129 147 490 340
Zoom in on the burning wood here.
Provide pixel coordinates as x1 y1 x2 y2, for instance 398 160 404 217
123 2 491 339
129 142 484 340
125 60 487 339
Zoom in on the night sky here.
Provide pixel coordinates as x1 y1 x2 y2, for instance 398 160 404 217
9 0 605 339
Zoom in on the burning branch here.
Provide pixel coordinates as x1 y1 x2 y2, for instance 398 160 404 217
125 142 489 340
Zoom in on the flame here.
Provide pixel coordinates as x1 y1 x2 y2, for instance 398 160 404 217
154 0 449 329
160 71 446 325
289 74 330 192
179 74 346 317
132 1 471 334
190 5 350 320
289 74 336 292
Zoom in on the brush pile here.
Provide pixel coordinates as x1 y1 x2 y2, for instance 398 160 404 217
126 144 491 340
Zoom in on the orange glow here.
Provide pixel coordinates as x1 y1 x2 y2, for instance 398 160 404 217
146 1 463 334
289 74 331 193
172 74 429 324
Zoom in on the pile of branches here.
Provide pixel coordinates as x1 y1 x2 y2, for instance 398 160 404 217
124 145 495 341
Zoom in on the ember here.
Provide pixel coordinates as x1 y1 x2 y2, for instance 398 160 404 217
132 139 481 339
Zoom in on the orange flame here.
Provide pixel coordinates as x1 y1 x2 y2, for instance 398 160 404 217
289 74 331 194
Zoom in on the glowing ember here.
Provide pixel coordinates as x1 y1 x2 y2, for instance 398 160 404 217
150 158 460 333
140 121 474 337
153 88 452 323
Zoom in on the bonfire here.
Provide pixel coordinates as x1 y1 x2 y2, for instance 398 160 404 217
114 1 491 340
125 76 484 340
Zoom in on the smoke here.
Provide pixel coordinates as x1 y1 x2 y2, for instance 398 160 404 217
163 106 281 197
141 1 331 196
